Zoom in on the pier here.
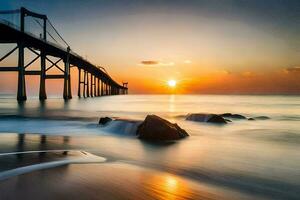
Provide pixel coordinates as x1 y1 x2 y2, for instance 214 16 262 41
0 7 128 101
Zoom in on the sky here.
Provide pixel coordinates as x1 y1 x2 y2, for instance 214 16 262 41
0 0 299 95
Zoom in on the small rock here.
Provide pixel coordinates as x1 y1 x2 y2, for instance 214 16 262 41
137 115 189 140
221 113 232 117
186 113 227 124
248 118 255 121
98 117 113 125
220 113 246 119
253 116 270 120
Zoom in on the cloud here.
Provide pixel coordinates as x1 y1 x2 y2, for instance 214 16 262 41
139 60 174 66
184 60 192 64
284 66 300 73
140 60 159 65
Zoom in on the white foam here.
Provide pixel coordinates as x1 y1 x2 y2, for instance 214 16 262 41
0 150 106 181
101 120 142 135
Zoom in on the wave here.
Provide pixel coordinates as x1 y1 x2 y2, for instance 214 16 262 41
100 119 142 136
237 129 300 144
0 115 143 136
0 114 98 122
0 150 106 181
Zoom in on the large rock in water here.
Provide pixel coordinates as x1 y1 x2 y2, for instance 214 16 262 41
186 113 227 124
98 117 113 125
137 115 189 140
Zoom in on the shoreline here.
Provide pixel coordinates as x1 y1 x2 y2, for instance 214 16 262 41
0 132 298 200
0 161 259 200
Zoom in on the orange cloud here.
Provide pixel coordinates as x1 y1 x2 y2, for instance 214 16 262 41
139 61 174 66
284 66 300 74
140 60 159 65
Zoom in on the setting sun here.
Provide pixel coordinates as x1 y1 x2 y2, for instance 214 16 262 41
167 80 177 88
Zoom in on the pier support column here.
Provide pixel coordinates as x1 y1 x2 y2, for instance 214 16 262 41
78 68 81 97
101 80 103 96
67 69 72 99
86 72 90 97
94 77 97 97
83 70 87 97
97 78 100 96
103 81 106 95
39 51 47 100
17 42 27 101
63 61 68 99
63 61 70 99
63 48 72 100
90 74 93 97
94 76 98 97
39 17 47 101
106 82 108 95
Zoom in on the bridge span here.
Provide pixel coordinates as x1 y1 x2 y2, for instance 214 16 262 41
0 7 128 101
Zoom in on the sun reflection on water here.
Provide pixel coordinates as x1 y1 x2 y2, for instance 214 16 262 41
165 176 178 190
144 174 192 200
168 95 176 113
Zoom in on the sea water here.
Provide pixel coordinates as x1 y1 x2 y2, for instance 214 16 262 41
0 94 299 200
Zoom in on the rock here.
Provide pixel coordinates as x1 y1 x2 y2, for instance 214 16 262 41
248 118 255 121
221 113 232 117
137 115 189 140
98 117 113 125
220 113 246 119
253 116 270 120
225 119 232 122
186 113 227 124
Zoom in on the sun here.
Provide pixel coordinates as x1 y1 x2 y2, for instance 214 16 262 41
167 80 177 88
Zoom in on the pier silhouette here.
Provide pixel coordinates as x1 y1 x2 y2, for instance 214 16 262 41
0 7 128 101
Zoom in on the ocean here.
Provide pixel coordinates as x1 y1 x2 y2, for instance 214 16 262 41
0 94 299 200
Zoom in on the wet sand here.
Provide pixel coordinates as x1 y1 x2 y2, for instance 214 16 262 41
0 133 257 199
0 162 258 200
0 133 297 200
